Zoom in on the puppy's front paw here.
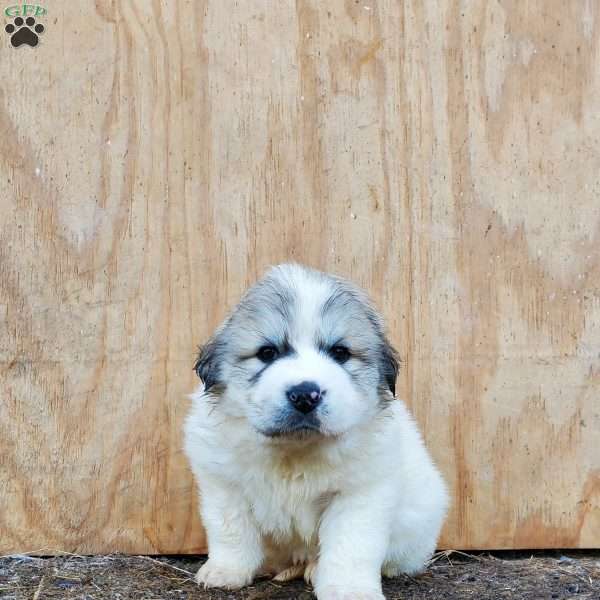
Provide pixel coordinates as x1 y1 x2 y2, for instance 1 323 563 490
195 559 254 590
316 585 385 600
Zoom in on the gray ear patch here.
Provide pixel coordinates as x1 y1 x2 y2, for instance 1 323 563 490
194 338 224 391
380 339 400 395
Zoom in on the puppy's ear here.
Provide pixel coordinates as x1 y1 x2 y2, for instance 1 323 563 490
194 338 222 391
379 338 400 396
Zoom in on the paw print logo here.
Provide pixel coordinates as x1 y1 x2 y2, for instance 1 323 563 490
5 16 44 47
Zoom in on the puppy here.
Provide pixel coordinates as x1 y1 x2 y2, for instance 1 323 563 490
184 264 448 600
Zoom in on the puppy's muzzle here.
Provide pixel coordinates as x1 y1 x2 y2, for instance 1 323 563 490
286 381 324 414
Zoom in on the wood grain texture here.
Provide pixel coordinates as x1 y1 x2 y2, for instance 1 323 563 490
0 0 598 553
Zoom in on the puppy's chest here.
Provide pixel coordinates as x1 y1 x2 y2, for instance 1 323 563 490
244 471 333 542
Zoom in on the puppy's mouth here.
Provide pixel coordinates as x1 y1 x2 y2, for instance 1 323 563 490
259 413 324 439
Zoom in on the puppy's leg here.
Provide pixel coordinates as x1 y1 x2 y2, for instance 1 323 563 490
195 478 263 590
313 489 390 600
383 476 447 578
382 510 443 577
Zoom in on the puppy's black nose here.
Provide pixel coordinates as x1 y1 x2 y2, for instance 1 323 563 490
286 381 323 414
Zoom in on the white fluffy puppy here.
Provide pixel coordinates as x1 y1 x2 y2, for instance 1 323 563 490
184 264 448 600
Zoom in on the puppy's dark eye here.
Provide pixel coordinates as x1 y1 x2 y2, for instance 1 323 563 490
256 345 279 363
330 345 351 364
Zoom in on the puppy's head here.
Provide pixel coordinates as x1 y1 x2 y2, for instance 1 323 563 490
195 264 399 439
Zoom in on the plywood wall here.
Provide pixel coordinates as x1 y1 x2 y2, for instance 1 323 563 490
1 0 599 554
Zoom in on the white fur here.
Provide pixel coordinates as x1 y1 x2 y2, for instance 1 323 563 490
184 264 448 600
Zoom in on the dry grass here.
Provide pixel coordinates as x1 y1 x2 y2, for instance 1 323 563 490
0 551 598 599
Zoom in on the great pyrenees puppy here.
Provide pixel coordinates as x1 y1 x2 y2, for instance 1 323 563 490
184 263 448 600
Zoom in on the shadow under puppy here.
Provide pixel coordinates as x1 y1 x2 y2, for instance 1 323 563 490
184 264 448 600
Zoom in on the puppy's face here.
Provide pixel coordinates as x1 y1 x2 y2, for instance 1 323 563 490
195 264 398 439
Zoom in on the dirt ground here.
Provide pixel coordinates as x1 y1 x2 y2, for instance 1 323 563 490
1 551 599 600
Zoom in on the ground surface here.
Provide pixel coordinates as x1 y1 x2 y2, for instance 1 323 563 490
0 551 599 599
